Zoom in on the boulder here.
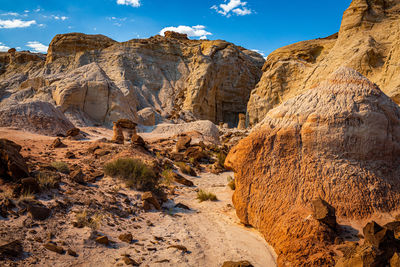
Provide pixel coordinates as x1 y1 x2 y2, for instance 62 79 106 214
44 242 64 254
312 198 336 229
176 135 192 152
95 236 109 245
142 191 161 211
66 127 80 137
118 233 133 244
225 67 400 266
28 204 51 220
51 138 66 148
170 172 194 187
112 121 124 144
116 119 137 129
0 102 74 136
0 139 29 181
237 114 246 130
0 240 23 259
69 168 85 184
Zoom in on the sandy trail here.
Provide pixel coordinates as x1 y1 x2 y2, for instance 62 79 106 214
143 171 277 267
0 127 277 267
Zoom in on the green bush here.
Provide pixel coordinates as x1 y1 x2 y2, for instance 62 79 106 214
104 158 157 191
217 151 227 167
51 161 70 174
37 171 60 190
197 189 217 202
227 175 235 190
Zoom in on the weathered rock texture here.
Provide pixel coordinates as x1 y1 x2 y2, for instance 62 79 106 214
0 32 264 134
225 67 400 265
248 0 400 125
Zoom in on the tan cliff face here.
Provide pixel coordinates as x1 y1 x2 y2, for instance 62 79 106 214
226 67 400 265
247 0 400 126
0 32 264 134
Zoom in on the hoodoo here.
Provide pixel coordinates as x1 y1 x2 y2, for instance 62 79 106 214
226 67 400 265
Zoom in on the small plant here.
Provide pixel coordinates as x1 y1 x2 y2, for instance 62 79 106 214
51 161 70 174
74 210 103 230
175 162 196 176
217 151 227 167
18 190 36 202
227 176 235 190
161 169 174 186
189 157 195 165
37 171 60 190
196 189 217 202
104 158 157 191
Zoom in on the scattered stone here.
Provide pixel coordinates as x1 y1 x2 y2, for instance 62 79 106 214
118 233 133 244
311 198 336 229
142 191 161 211
183 146 208 162
67 248 77 257
44 242 64 254
66 127 80 137
175 203 191 210
65 151 76 159
0 139 29 181
94 149 110 157
51 138 67 148
123 255 139 266
221 261 254 267
69 168 85 184
176 135 191 152
28 204 51 220
170 172 194 187
95 236 109 245
131 134 146 148
0 240 23 258
168 244 188 252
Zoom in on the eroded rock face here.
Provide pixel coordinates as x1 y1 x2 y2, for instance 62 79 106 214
248 0 400 125
225 67 400 265
0 32 264 129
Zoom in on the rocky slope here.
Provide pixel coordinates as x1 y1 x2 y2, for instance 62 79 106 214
247 0 400 126
0 32 264 135
225 67 400 265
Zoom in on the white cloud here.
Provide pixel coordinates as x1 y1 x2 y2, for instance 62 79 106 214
26 41 48 53
117 0 140 7
0 19 36 29
0 42 10 52
1 12 20 16
160 25 212 39
211 0 253 17
52 15 68 21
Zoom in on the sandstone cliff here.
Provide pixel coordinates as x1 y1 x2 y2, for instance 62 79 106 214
226 67 400 265
0 32 264 135
248 0 400 125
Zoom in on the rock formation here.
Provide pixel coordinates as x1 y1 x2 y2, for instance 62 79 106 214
247 0 400 125
225 67 400 265
0 31 264 134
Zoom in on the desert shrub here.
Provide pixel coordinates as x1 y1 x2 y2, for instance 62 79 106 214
104 158 157 191
175 162 196 176
161 169 174 186
227 176 235 190
197 189 217 202
51 161 70 174
37 171 60 190
217 151 227 167
74 210 103 230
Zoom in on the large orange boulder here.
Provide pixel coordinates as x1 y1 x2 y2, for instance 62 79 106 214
225 67 400 265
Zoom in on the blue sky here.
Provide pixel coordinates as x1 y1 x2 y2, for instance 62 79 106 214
0 0 351 57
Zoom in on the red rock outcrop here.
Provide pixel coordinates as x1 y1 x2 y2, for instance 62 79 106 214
225 67 400 265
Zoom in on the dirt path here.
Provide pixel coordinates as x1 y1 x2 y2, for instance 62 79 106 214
142 171 277 266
